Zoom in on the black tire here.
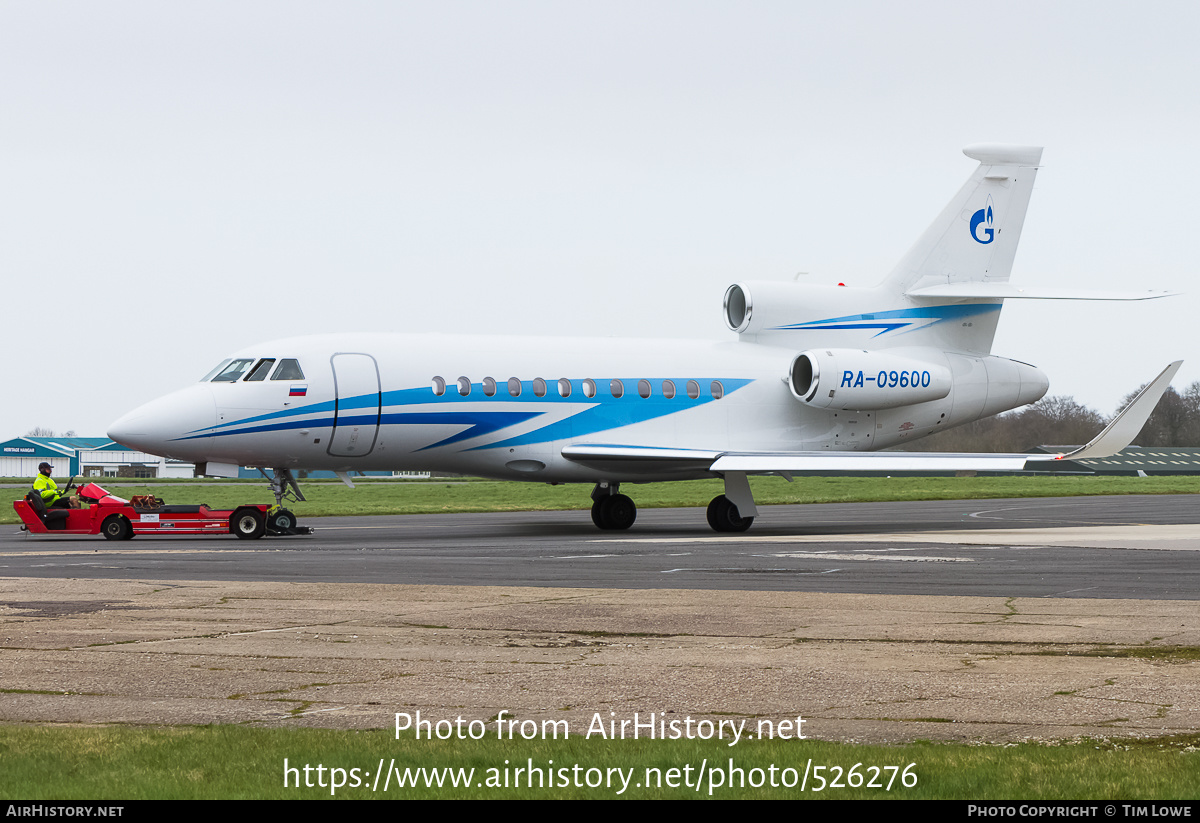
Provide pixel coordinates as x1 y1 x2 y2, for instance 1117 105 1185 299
590 499 609 529
591 494 637 530
231 509 266 539
268 509 296 535
605 494 636 530
706 495 754 533
101 515 132 541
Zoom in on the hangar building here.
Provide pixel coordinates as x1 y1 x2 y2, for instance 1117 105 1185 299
0 436 194 478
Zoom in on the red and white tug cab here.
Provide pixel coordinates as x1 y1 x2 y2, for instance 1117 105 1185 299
14 481 310 540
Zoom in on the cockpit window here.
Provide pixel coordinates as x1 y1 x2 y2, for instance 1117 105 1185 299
245 358 276 381
200 359 232 382
210 359 255 382
270 359 305 380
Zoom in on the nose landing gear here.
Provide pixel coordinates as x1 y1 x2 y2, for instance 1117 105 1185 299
258 468 314 535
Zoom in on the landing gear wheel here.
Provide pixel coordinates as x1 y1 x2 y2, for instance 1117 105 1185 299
231 508 266 539
706 495 754 533
605 494 636 530
590 499 608 529
268 508 296 535
101 515 132 541
590 494 637 530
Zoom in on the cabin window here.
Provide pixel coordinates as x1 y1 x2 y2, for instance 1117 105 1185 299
582 379 597 398
610 379 624 398
508 377 522 397
637 379 651 399
270 359 305 380
245 358 276 381
457 376 471 397
711 381 724 400
200 359 232 382
686 380 700 399
662 380 676 399
211 359 255 382
557 378 572 398
533 378 547 397
483 377 497 397
432 376 446 396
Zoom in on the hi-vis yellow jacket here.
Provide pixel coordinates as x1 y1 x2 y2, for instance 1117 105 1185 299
33 474 60 506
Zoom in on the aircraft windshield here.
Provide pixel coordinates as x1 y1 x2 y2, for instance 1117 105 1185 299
200 359 232 382
245 358 276 381
210 359 255 382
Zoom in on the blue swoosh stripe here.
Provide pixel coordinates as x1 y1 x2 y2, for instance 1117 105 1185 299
473 378 754 450
772 304 1001 336
176 410 544 445
412 411 543 450
178 378 754 449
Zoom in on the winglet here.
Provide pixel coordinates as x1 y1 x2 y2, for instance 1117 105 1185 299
1033 361 1183 463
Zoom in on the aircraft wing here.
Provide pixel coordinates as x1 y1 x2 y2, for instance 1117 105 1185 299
563 361 1182 476
559 445 722 475
1029 359 1181 462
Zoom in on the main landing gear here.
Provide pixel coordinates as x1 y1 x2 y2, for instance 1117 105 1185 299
590 482 637 530
588 471 760 533
706 495 753 532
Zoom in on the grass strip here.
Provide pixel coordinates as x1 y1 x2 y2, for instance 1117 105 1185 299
1 725 1197 800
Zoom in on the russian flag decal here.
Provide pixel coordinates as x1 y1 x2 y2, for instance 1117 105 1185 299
289 384 308 397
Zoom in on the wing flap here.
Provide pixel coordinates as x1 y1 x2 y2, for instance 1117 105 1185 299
709 452 1030 473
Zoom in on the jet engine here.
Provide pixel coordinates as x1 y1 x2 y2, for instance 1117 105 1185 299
788 349 952 410
724 281 848 336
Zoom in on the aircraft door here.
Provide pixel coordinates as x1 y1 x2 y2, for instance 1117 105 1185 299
327 353 381 458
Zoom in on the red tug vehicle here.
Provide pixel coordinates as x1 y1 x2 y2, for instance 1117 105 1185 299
14 480 311 540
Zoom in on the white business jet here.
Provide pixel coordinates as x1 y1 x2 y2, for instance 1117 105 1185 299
108 145 1179 533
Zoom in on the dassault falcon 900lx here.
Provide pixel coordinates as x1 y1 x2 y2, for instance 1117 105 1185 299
108 145 1179 533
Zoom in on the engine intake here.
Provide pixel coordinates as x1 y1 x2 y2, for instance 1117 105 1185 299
789 349 952 410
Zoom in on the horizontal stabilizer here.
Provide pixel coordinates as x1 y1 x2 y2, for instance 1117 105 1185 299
906 283 1177 301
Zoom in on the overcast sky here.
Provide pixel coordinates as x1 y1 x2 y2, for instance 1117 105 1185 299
2 0 1196 440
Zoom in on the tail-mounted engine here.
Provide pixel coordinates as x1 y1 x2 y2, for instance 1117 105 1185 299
788 349 952 410
724 281 842 336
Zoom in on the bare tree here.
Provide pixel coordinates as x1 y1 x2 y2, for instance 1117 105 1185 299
1001 395 1108 449
23 427 79 439
904 395 1107 452
1116 382 1200 446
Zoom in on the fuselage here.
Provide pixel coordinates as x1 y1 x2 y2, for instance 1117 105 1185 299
100 145 1178 537
107 330 1048 483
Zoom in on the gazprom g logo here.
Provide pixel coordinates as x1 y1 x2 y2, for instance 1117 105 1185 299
969 195 995 244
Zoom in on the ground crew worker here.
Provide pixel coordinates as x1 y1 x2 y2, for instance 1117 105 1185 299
33 462 76 509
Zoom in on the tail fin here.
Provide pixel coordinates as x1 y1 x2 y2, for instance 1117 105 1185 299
727 145 1046 354
884 144 1042 294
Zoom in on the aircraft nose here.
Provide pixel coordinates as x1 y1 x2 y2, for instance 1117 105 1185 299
108 385 217 456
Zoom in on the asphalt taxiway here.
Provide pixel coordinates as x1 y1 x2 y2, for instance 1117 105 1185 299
2 495 1198 599
3 495 1198 741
